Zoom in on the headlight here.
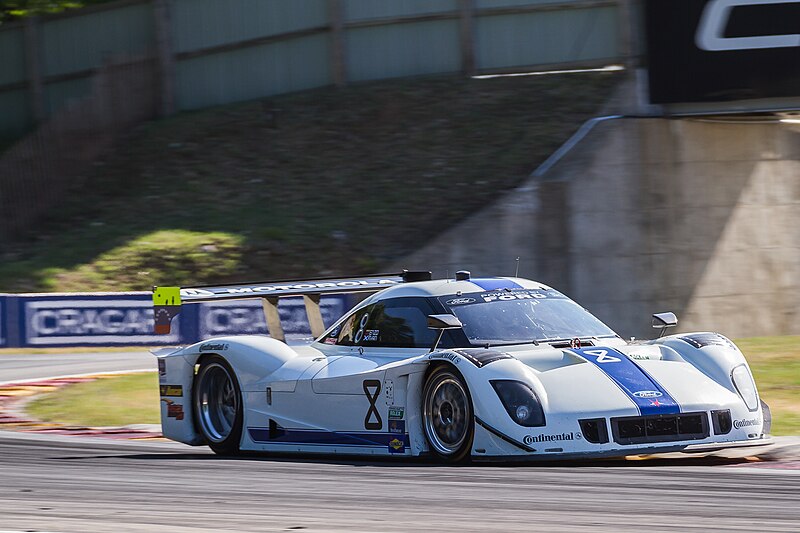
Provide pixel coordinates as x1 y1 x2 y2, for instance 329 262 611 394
491 380 545 427
731 365 758 411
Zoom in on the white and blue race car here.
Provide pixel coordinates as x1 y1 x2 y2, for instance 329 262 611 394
152 271 770 462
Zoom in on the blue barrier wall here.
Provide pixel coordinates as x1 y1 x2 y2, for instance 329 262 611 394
0 292 347 348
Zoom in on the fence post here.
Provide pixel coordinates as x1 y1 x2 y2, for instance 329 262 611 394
617 0 637 70
458 0 476 76
153 0 176 117
329 0 347 88
23 16 45 124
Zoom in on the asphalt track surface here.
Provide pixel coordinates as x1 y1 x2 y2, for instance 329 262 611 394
1 352 799 532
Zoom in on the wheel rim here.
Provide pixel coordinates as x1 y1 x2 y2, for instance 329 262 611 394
196 363 238 443
424 372 471 456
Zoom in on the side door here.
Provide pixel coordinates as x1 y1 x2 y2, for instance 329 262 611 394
308 298 447 432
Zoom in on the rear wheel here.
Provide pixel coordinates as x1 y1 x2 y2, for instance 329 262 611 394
193 355 243 455
422 366 474 463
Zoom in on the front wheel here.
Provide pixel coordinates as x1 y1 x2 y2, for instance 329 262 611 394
422 366 474 463
193 355 243 455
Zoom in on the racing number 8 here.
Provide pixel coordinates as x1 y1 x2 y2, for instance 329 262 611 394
363 379 382 430
583 349 621 363
354 312 369 344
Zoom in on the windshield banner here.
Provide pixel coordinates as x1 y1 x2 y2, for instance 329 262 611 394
1 292 347 348
443 289 566 306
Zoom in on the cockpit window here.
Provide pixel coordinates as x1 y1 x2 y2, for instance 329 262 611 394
439 289 617 346
325 297 448 349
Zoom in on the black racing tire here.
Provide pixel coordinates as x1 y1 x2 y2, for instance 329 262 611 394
193 355 243 455
422 365 474 463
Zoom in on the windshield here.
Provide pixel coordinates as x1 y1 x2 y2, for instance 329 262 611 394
439 289 617 346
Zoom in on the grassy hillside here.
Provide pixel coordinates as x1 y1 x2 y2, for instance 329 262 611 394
0 71 620 292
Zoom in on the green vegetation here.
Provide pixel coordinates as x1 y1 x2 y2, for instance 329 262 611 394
0 71 620 292
20 336 800 435
26 372 159 426
736 336 800 436
0 1 113 24
51 230 245 291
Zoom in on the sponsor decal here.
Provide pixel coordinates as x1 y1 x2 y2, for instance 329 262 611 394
199 342 228 352
633 390 663 399
428 352 460 364
645 0 800 104
388 419 405 434
733 417 761 430
363 329 379 342
481 291 549 303
523 432 581 445
695 0 800 52
159 385 183 397
446 297 476 306
388 437 405 454
22 297 179 346
388 407 404 420
324 337 337 345
441 290 566 307
181 278 399 299
198 297 346 339
384 379 394 405
162 399 184 420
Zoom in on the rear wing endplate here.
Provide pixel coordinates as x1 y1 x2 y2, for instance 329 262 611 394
152 271 430 342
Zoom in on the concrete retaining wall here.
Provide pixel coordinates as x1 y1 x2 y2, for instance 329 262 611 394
400 116 800 339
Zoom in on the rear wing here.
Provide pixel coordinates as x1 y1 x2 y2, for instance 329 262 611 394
152 271 431 342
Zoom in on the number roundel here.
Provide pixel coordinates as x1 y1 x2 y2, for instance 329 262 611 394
583 349 621 363
354 312 369 344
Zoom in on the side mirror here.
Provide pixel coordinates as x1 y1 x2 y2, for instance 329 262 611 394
427 314 462 352
652 312 677 338
427 314 463 330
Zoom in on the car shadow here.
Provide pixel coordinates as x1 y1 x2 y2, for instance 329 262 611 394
60 449 756 468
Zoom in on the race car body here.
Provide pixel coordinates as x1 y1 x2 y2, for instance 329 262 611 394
153 272 770 461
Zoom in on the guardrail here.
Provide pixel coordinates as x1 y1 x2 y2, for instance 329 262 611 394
0 292 347 348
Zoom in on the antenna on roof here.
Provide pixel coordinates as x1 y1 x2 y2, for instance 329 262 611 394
515 257 520 277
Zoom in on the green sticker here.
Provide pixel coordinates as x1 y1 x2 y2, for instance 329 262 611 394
153 286 181 306
153 286 181 334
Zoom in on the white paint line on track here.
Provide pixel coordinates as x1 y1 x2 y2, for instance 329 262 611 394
0 368 156 387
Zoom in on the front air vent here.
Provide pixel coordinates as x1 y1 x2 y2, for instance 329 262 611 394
611 412 709 445
579 418 609 444
712 410 732 435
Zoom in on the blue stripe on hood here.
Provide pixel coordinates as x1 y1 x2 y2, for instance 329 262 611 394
470 278 522 291
570 347 680 416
